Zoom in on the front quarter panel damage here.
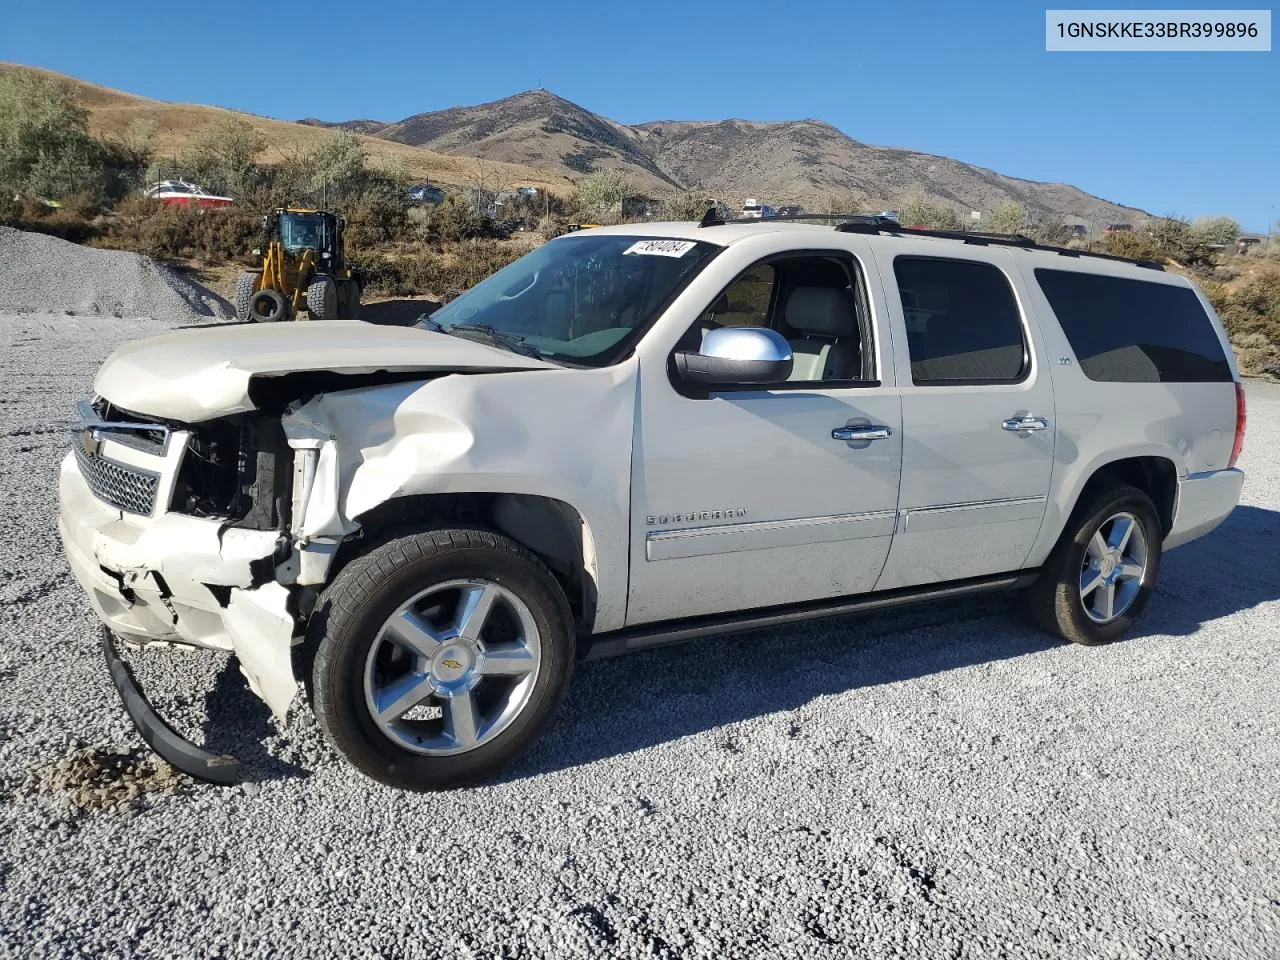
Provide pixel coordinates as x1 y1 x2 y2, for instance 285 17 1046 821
282 364 637 632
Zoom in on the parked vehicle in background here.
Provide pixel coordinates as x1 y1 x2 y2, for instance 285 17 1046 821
1104 223 1133 236
408 184 445 204
740 198 776 219
61 216 1245 791
876 210 902 224
1067 224 1088 237
776 205 806 217
143 180 234 208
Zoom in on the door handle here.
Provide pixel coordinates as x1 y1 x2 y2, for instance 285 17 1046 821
832 425 892 442
1002 416 1049 432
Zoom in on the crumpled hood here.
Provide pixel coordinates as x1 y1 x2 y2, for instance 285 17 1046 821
94 321 554 422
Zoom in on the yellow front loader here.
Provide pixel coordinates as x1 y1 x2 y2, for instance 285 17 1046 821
234 208 363 322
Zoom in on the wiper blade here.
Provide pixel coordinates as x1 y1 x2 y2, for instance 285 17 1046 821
446 322 541 358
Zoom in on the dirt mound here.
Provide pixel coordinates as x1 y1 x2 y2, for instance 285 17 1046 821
0 226 232 321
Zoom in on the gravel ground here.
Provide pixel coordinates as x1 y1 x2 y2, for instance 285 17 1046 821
0 227 230 320
1 311 1277 960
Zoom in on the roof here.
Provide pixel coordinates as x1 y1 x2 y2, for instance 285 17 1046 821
575 220 1167 275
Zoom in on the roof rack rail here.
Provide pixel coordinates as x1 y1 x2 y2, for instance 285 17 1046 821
693 208 1163 270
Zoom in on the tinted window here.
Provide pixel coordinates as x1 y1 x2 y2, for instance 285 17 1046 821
894 257 1026 383
1035 269 1231 382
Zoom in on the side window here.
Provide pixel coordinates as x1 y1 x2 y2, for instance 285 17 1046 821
699 264 776 328
1034 269 1232 382
683 255 872 385
894 257 1027 384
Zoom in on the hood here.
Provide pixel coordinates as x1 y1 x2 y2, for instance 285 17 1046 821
94 321 555 422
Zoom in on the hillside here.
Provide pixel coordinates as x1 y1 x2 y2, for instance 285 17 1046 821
372 90 679 194
356 92 1147 224
0 64 575 196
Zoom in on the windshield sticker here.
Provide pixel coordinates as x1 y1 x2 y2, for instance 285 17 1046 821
623 239 697 258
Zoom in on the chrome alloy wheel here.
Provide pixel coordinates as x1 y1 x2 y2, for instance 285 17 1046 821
1079 512 1149 624
363 579 541 755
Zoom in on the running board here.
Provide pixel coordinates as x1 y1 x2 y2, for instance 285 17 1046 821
585 571 1038 660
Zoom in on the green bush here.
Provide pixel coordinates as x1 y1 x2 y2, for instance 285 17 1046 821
899 194 963 230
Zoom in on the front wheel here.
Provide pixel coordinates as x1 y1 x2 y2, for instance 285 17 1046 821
311 528 574 790
1024 485 1163 645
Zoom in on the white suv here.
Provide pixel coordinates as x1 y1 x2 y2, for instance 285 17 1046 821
59 218 1246 790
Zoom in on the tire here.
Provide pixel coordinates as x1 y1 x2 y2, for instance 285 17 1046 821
248 288 290 323
338 278 361 321
1024 484 1163 645
234 270 261 323
311 527 574 790
306 276 338 321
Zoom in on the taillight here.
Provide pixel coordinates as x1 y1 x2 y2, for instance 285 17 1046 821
1229 381 1246 468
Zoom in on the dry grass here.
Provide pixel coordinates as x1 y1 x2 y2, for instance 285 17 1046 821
0 62 575 196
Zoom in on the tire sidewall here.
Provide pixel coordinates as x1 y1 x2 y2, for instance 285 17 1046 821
249 288 288 322
313 533 573 789
1057 489 1163 644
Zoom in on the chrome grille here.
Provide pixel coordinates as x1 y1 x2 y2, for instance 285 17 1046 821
73 442 160 515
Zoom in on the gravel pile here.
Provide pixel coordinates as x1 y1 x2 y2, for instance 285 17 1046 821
0 227 231 321
0 313 1277 958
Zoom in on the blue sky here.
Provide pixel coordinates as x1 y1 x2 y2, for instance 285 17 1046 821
3 1 1275 230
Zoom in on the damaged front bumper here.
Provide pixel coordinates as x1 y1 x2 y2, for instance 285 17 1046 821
60 452 301 770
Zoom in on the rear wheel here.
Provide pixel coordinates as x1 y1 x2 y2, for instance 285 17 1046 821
311 528 574 790
234 270 261 322
306 276 338 321
1024 485 1162 645
248 288 289 323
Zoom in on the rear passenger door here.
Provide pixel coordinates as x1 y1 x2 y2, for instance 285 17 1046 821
872 245 1057 589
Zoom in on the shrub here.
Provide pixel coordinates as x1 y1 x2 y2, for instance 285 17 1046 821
1191 216 1241 247
421 194 489 243
983 201 1027 235
899 194 963 230
573 169 634 224
661 192 717 221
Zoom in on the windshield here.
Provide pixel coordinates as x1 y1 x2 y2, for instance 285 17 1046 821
423 234 720 366
281 213 327 252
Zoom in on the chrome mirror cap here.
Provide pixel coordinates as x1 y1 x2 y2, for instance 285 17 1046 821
700 326 793 363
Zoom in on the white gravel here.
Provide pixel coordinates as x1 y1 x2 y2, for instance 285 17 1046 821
0 227 230 321
1 312 1277 959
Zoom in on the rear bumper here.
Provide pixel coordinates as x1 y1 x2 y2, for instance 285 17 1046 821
1165 467 1245 550
58 452 299 718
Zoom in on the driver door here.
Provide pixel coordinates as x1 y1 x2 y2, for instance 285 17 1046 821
625 245 903 626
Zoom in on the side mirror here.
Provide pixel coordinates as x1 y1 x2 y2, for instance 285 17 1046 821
673 327 793 385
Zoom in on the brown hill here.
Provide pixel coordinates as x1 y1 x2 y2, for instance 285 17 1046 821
0 63 575 195
368 92 1146 224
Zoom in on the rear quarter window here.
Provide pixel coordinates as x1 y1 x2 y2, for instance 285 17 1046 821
1035 269 1231 382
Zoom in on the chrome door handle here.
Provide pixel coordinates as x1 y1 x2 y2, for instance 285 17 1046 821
832 425 892 442
1002 416 1049 432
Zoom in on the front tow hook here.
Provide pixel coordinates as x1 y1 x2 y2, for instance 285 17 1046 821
101 628 241 785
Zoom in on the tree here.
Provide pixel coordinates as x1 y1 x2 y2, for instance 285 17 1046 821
983 201 1027 235
181 115 266 196
574 168 635 224
0 70 105 198
303 130 366 198
113 118 158 170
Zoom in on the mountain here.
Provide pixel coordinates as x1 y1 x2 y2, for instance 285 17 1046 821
0 63 574 196
373 90 679 193
350 91 1146 224
298 117 391 135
